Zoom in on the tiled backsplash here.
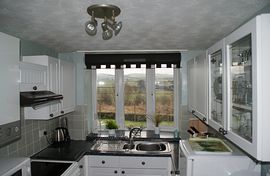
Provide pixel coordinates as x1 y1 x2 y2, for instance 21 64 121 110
66 105 88 140
0 111 59 157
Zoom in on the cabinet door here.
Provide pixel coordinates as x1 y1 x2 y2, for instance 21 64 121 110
59 60 76 114
208 39 227 132
48 58 60 117
123 168 168 176
187 59 196 112
88 167 119 176
225 15 257 157
194 54 207 120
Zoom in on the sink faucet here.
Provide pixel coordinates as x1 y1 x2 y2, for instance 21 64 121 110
129 127 142 139
129 128 142 145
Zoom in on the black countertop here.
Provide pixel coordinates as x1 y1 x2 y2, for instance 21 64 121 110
31 136 180 173
31 140 94 161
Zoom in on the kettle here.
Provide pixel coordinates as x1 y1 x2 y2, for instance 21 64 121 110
54 127 70 143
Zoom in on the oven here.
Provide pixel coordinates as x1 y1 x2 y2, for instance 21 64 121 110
0 158 31 176
31 159 80 176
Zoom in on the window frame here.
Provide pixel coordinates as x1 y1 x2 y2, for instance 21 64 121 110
91 65 180 131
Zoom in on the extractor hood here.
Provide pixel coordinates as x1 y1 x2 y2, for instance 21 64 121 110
20 91 63 110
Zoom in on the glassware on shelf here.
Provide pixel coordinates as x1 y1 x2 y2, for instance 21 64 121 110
229 34 253 142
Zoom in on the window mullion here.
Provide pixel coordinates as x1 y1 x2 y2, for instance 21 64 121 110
90 69 97 132
115 68 125 129
174 68 181 130
146 66 155 129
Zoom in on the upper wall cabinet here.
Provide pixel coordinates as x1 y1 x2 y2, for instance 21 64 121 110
22 55 76 119
59 59 76 114
225 14 270 161
187 54 208 122
207 39 227 134
0 32 20 145
207 14 270 161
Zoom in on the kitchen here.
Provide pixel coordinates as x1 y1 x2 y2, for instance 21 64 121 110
1 0 270 176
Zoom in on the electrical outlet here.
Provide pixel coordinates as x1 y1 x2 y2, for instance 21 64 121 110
39 129 46 138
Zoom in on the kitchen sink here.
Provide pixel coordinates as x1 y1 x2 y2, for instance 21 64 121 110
90 140 171 153
135 142 167 151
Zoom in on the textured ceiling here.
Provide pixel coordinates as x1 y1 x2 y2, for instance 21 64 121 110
0 0 269 52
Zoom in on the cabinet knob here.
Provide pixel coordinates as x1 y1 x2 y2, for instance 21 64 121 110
203 117 207 121
50 114 54 117
101 160 105 164
61 110 64 114
141 161 145 165
192 110 195 114
121 171 125 174
114 170 118 174
219 127 223 133
33 86 37 90
222 130 228 135
79 165 83 169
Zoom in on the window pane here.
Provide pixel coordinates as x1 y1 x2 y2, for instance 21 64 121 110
124 68 146 128
96 69 115 129
155 67 174 127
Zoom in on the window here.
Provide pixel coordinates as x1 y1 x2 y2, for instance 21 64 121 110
124 67 147 128
155 66 174 127
86 52 181 131
94 65 180 131
96 68 116 129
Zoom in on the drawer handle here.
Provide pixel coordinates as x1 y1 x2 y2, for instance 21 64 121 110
114 170 118 174
121 171 125 174
141 161 145 165
101 160 105 164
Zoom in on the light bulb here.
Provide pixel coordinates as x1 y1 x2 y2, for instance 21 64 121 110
85 20 97 36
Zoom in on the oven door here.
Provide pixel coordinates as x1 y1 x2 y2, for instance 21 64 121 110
31 160 79 176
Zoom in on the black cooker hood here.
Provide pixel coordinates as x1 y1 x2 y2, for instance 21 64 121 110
20 91 63 110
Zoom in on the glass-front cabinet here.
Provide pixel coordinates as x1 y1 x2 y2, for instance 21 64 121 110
208 40 226 132
224 14 270 161
228 34 252 142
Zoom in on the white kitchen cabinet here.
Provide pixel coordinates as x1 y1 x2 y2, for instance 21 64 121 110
59 59 76 114
78 156 87 176
22 55 61 119
223 14 270 161
0 32 20 146
87 155 171 176
207 39 227 133
187 54 208 122
22 55 76 119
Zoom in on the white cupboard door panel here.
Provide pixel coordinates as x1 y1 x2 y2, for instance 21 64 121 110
119 156 169 169
60 60 76 114
0 32 20 124
123 168 168 176
88 155 119 168
88 167 118 176
48 58 60 116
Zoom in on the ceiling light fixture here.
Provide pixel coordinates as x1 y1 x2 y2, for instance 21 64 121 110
85 4 122 40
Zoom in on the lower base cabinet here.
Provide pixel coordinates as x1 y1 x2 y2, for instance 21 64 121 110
87 155 171 176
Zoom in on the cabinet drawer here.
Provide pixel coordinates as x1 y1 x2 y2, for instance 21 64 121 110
88 155 119 167
119 156 169 169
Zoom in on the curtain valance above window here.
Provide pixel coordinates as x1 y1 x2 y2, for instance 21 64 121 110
84 52 181 69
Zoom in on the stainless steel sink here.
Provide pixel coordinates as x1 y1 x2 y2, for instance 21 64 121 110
90 140 171 153
136 142 167 151
134 141 171 152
